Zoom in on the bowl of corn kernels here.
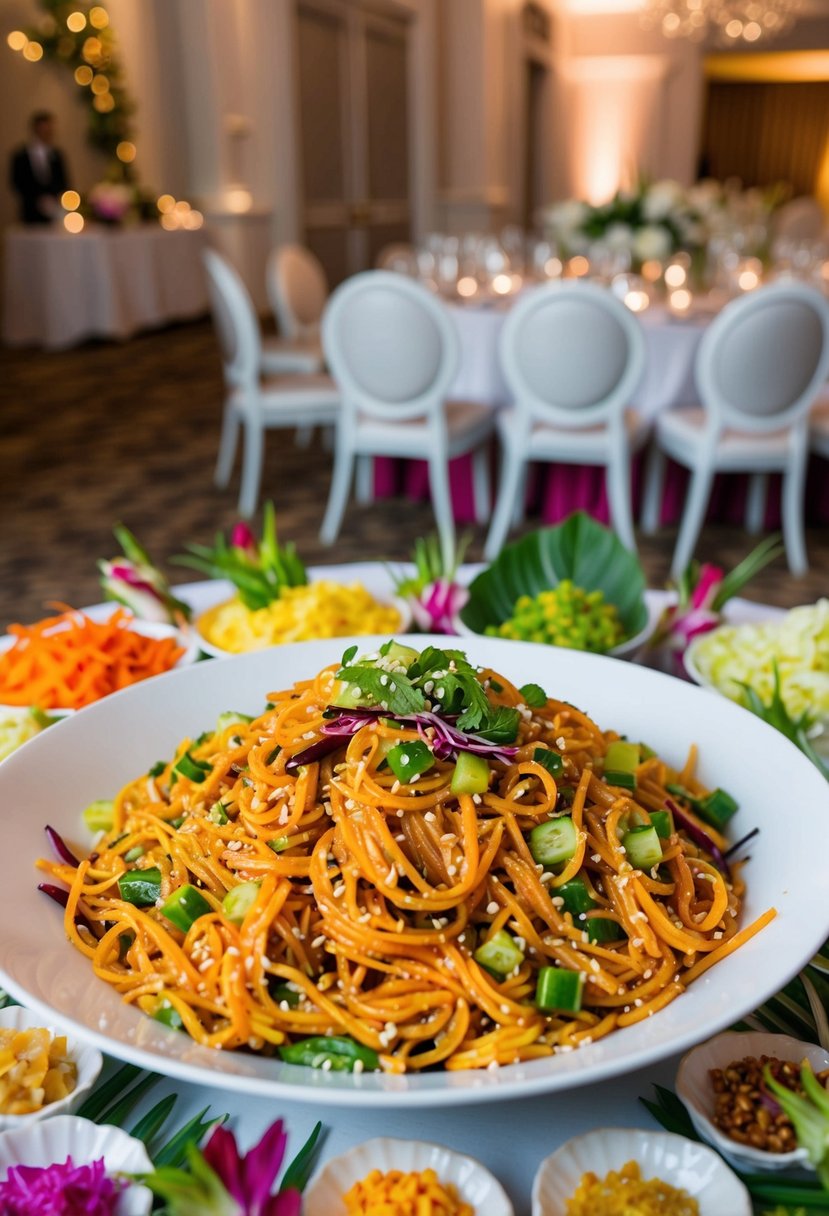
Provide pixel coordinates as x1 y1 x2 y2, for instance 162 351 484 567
676 1030 829 1173
0 1004 103 1131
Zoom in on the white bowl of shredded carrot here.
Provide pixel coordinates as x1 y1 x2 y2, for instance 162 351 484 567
0 606 197 713
531 1128 751 1215
304 1137 513 1216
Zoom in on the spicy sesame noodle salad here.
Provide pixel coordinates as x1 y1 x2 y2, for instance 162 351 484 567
38 642 773 1075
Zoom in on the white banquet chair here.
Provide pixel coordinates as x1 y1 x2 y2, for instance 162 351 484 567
484 282 647 561
641 282 829 577
203 249 339 518
263 244 328 375
319 270 494 569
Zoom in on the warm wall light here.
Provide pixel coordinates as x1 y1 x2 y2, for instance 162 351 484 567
665 262 687 287
61 189 80 210
567 255 590 277
491 273 513 294
64 212 84 233
624 288 650 312
669 287 692 312
224 187 253 214
182 210 204 230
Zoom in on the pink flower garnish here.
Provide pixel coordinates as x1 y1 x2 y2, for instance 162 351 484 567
201 1120 301 1216
0 1156 123 1216
231 522 257 555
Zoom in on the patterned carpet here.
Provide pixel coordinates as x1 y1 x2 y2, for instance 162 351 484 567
2 317 827 626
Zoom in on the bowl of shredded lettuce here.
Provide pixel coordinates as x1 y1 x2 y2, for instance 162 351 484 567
0 706 68 764
685 599 829 727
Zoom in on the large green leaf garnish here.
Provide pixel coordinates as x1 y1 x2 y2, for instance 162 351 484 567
459 513 647 640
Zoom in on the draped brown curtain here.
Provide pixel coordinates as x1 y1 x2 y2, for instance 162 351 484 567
700 80 829 194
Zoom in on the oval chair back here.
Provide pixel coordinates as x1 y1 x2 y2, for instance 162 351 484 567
203 248 261 390
266 244 329 341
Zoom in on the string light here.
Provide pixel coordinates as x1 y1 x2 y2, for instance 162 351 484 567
156 194 176 214
116 141 136 163
491 273 513 295
74 64 93 85
457 276 478 298
89 7 109 29
61 190 80 211
93 93 115 112
664 263 688 288
66 11 86 32
7 30 27 50
642 0 802 44
567 256 590 278
23 41 44 61
64 212 85 234
91 73 109 94
82 36 103 62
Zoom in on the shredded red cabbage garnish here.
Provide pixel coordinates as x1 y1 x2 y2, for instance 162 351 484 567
665 797 730 877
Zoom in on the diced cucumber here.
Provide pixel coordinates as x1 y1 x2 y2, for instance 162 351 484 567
557 877 595 916
451 751 490 795
622 824 663 870
82 799 114 833
160 884 212 932
207 801 229 825
584 915 624 944
535 966 584 1013
172 751 211 783
330 682 373 709
216 711 254 732
649 809 673 839
222 881 261 924
558 877 622 943
474 929 525 977
387 740 435 784
604 740 641 773
529 817 578 867
700 788 739 830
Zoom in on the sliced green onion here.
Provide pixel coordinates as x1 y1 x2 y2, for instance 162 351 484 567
268 836 292 853
148 760 166 778
387 740 435 784
278 1035 379 1072
216 711 254 733
666 783 739 829
535 966 584 1013
221 881 261 924
603 770 637 790
473 928 524 977
153 1001 183 1030
265 745 281 766
649 809 673 839
123 845 145 863
172 752 211 783
160 884 212 932
532 747 563 776
623 824 663 871
82 799 114 833
118 867 162 906
270 982 300 1008
207 802 229 825
529 817 578 867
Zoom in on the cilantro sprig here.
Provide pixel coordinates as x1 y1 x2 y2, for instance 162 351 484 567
335 644 520 743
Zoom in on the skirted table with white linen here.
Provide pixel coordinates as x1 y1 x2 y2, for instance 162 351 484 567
2 224 209 350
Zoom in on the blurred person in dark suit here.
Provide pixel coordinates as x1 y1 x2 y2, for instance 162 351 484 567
10 111 71 224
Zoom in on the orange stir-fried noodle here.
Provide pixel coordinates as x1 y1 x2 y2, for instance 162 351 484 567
38 656 774 1073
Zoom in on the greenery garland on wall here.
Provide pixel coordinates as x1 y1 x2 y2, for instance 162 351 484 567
7 0 137 178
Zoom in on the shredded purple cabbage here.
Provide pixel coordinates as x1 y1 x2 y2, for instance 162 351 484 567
285 707 519 773
45 825 80 868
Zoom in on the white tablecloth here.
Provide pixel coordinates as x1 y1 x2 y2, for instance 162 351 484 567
2 225 209 349
447 301 708 420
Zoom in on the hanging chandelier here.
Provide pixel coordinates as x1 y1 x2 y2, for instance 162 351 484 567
641 0 802 44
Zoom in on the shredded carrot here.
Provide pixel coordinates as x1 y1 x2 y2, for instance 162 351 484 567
0 607 185 710
343 1167 474 1215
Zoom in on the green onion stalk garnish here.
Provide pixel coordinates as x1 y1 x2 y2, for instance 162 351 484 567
99 523 192 625
174 502 307 612
649 534 784 671
765 1060 829 1190
391 533 470 634
741 661 829 781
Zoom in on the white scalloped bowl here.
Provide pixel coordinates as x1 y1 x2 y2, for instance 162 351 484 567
531 1128 751 1216
0 1005 103 1131
194 590 412 659
676 1030 829 1173
304 1136 514 1216
0 611 198 713
0 1114 153 1214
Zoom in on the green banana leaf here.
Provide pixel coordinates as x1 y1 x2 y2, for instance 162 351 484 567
460 513 648 640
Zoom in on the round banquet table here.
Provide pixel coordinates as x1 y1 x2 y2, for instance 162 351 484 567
2 224 209 350
374 295 829 529
4 564 788 1216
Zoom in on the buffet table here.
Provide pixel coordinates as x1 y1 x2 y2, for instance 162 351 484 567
1 224 209 349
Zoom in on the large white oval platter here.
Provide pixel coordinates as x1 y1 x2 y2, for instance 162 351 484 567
0 634 827 1108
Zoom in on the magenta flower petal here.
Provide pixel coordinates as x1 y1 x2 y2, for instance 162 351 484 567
0 1156 122 1216
203 1125 247 1206
239 1118 288 1214
231 523 257 555
690 563 723 611
264 1188 302 1216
